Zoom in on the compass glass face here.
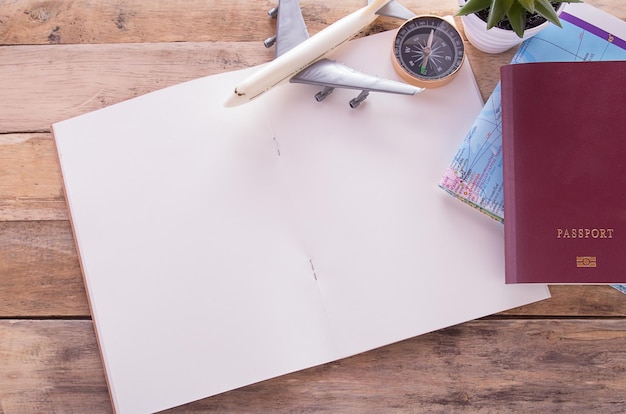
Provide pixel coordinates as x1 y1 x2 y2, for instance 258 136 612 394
393 16 464 83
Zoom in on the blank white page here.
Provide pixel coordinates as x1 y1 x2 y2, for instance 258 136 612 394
53 30 550 414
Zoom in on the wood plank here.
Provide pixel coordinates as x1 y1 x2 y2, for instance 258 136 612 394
1 220 626 318
0 221 89 317
0 199 67 222
0 42 272 133
0 320 110 413
0 0 460 45
2 319 625 413
0 133 67 221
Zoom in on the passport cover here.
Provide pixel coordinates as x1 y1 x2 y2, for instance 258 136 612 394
502 61 626 283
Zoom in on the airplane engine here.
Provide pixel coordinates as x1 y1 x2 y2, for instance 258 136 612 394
349 90 370 108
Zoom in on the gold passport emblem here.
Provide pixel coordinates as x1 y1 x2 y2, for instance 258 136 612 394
576 256 597 268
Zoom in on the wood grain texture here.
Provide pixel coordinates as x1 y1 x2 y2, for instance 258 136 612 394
0 221 88 317
0 0 457 45
2 319 625 413
1 0 625 412
0 42 273 133
0 134 66 221
0 320 110 414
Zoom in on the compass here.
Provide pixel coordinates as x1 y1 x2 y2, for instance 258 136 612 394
391 15 465 88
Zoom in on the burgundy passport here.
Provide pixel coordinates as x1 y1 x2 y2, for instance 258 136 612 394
501 61 626 283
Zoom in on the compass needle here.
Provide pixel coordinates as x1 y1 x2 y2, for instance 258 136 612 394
420 29 435 74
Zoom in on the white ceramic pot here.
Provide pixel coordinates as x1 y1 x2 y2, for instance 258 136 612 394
457 0 565 53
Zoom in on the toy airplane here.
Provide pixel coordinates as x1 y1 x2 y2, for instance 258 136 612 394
224 0 423 109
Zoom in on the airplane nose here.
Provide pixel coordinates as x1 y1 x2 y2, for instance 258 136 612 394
224 89 245 107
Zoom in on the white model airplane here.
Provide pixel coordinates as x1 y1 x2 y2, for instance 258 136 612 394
224 0 423 109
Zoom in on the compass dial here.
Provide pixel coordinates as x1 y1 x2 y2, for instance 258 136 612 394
392 16 465 88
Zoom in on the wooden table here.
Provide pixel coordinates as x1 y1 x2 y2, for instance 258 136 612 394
1 1 625 412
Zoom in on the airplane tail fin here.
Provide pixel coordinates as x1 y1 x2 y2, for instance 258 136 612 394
368 0 416 20
366 0 391 13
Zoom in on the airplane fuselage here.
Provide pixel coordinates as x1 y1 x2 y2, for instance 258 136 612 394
224 1 387 107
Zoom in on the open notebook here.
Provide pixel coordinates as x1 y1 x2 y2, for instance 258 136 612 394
53 30 550 414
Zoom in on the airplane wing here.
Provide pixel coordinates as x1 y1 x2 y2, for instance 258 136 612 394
290 58 421 95
274 0 310 57
266 0 422 108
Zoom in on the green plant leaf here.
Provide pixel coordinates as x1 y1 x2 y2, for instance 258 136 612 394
507 2 527 37
487 0 514 29
517 0 536 13
456 0 492 16
535 0 562 27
